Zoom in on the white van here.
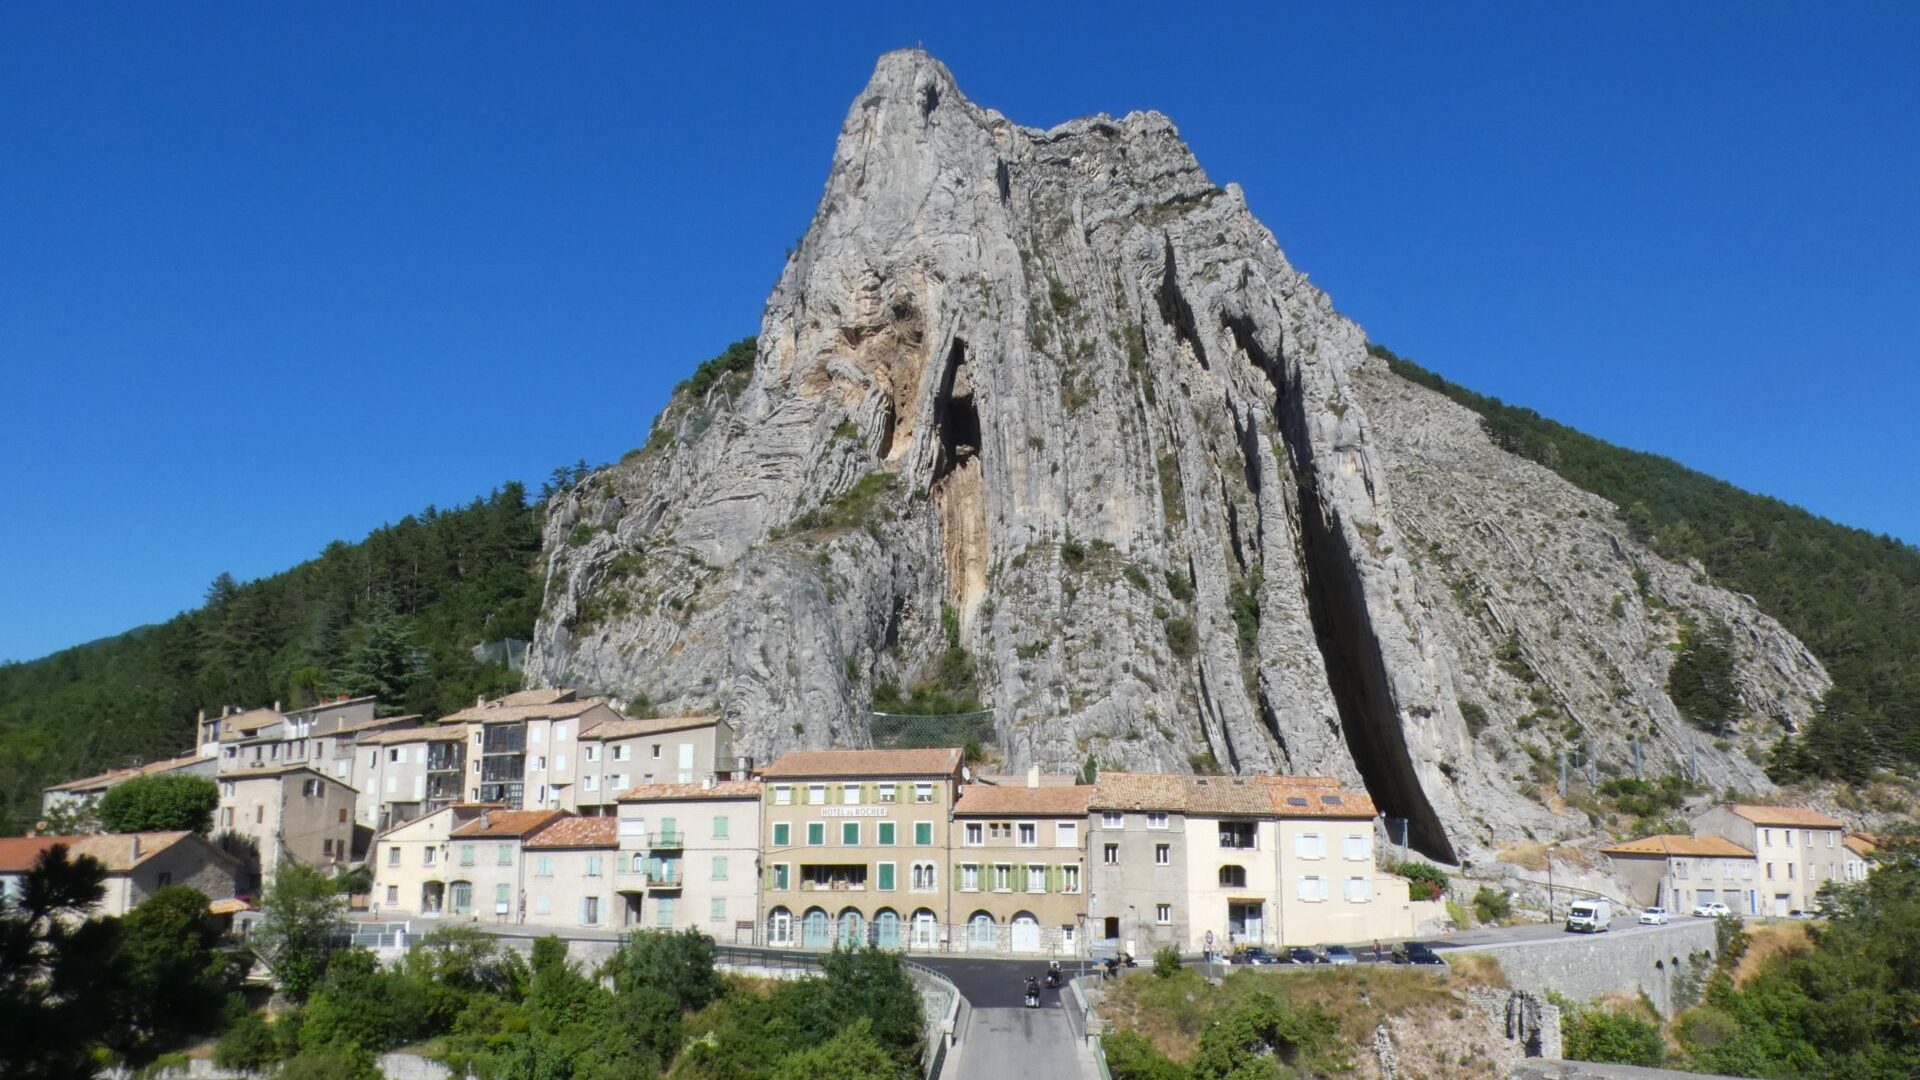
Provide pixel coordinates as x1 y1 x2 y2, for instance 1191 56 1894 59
1566 900 1612 933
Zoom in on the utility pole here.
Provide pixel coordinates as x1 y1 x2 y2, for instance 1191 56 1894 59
1632 736 1643 780
1558 752 1568 799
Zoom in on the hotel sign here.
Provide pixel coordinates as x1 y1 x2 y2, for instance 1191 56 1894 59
820 806 890 818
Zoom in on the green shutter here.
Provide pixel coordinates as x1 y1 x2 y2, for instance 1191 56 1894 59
878 863 895 891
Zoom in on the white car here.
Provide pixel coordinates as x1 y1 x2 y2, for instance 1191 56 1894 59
1692 902 1732 918
1638 907 1669 925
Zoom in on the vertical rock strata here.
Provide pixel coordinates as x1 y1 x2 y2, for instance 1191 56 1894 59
528 52 1827 859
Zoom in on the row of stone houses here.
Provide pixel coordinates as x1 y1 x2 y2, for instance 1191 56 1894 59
0 831 246 918
1603 803 1874 916
366 747 1421 956
38 690 733 895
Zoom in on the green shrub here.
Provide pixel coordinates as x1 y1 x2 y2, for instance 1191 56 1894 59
1472 886 1513 924
1392 860 1449 900
1564 1007 1663 1066
214 1010 282 1072
1163 570 1194 602
1153 946 1182 979
1459 700 1489 738
98 774 219 834
1164 618 1196 659
1102 1030 1187 1080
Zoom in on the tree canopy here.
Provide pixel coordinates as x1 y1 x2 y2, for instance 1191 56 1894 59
97 773 219 834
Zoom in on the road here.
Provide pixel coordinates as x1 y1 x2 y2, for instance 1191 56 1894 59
909 956 1082 1080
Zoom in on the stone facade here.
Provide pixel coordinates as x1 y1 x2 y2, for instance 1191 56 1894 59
615 780 763 943
1688 805 1847 915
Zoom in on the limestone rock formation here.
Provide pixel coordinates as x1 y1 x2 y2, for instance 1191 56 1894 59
527 51 1827 860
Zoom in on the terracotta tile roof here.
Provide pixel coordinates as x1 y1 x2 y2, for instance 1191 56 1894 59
452 809 568 838
760 748 964 779
327 713 422 736
439 698 610 724
525 816 619 849
68 831 204 872
1845 832 1877 856
953 784 1094 816
1728 804 1845 829
493 689 578 707
0 835 75 873
208 897 251 915
220 764 350 784
221 708 286 735
45 753 206 793
1261 777 1376 818
581 715 721 740
352 723 470 746
1090 772 1374 817
617 780 763 803
1089 773 1190 811
1603 834 1755 858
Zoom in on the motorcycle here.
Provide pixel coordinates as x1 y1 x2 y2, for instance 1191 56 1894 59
1023 978 1041 1008
1044 968 1061 990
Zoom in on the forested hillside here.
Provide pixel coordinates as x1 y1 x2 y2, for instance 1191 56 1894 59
1374 343 1920 783
0 484 546 833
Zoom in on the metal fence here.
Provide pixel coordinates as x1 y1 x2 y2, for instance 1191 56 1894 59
867 709 996 750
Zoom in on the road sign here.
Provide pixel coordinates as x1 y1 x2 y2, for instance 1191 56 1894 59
1205 930 1214 947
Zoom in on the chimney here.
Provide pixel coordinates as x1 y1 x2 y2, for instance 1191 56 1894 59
702 775 715 791
1027 765 1040 789
130 835 141 860
480 811 491 831
476 694 485 708
273 700 281 713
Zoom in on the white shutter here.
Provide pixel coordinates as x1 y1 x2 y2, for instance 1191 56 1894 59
416 746 426 764
414 776 426 800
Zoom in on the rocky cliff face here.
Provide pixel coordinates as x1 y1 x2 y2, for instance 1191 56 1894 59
527 52 1827 860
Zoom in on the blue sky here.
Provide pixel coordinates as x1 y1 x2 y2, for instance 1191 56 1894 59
3 3 1916 662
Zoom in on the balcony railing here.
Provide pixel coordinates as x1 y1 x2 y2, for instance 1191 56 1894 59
645 867 682 888
647 830 683 849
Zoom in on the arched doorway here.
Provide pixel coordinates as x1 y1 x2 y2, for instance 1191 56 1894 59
1011 912 1041 953
449 881 473 916
838 908 865 946
968 911 997 952
768 907 793 946
874 908 902 949
420 881 445 916
802 907 829 948
910 909 939 949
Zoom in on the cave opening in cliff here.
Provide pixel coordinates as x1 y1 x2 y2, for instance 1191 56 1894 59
931 338 979 483
1243 315 1456 864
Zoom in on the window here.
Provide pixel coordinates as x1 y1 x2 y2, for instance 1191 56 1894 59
772 864 790 890
1017 822 1037 847
808 784 827 805
911 861 937 891
878 783 897 803
842 784 862 805
450 882 473 914
712 856 728 881
774 785 793 806
1057 822 1078 848
651 744 661 759
555 754 566 772
914 821 934 846
1155 843 1170 866
1788 864 1795 880
1343 834 1368 860
497 844 513 866
807 823 825 846
536 856 554 877
554 724 568 742
608 774 628 792
964 822 984 846
495 883 512 913
1295 833 1325 859
841 821 860 845
532 727 544 744
586 745 601 762
1147 812 1169 830
422 847 436 866
1345 876 1373 902
877 862 896 891
532 755 546 771
221 807 234 827
714 816 729 839
321 839 334 858
1827 832 1836 848
1103 844 1119 865
1027 864 1046 892
533 894 551 915
877 822 896 845
961 864 980 891
586 855 602 877
1676 860 1690 879
711 898 727 922
772 822 791 847
385 885 398 904
914 783 934 804
1218 865 1246 888
256 805 265 823
584 775 599 792
1219 822 1256 849
1297 875 1329 902
613 745 630 761
1102 811 1124 829
993 864 1012 891
460 844 475 867
1786 830 1795 848
389 748 402 764
387 846 401 867
1155 904 1171 925
1762 828 1773 847
583 896 600 926
1766 864 1774 880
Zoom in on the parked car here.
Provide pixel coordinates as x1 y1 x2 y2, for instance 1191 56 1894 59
1692 902 1732 918
1638 907 1669 925
1232 947 1281 965
1402 942 1446 966
1322 944 1358 965
1287 947 1325 965
1787 909 1820 920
